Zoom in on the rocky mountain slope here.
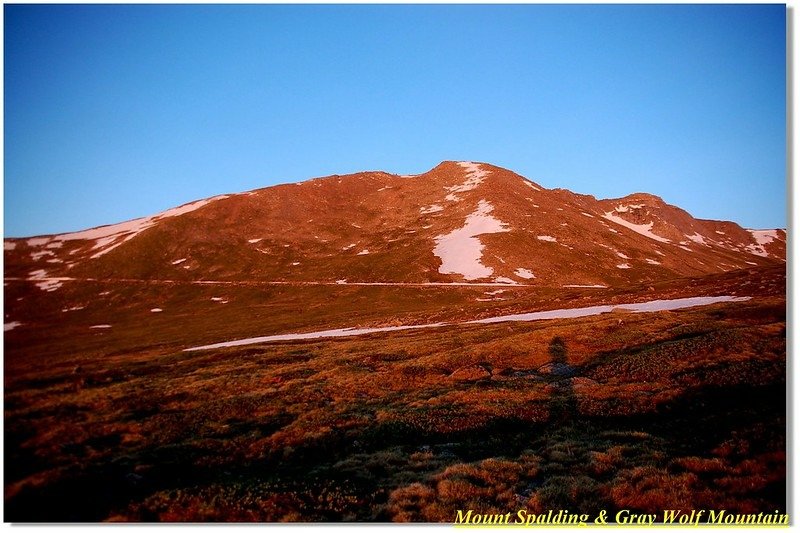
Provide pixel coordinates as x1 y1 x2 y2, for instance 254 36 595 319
4 161 785 289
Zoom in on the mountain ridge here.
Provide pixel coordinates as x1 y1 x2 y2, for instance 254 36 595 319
4 161 785 289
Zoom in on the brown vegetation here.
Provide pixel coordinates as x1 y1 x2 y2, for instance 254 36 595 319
4 268 785 521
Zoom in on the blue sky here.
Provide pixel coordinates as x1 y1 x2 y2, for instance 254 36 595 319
5 4 786 236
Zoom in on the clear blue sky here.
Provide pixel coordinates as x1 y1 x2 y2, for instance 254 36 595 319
5 4 786 236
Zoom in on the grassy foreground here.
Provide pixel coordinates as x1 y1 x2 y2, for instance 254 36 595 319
4 269 785 521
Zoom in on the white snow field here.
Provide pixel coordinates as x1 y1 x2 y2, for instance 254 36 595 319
433 200 510 280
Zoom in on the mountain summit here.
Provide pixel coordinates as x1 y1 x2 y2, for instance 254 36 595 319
5 161 785 289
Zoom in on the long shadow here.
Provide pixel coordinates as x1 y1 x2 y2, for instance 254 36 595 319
546 336 578 424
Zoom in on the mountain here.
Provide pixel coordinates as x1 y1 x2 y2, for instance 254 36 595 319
4 161 785 289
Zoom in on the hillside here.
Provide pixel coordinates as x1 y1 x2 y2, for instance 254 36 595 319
3 161 786 522
4 161 785 289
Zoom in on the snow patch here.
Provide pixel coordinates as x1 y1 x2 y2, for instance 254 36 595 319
357 249 370 255
36 279 63 291
686 232 708 245
432 200 510 280
31 249 55 261
90 324 112 329
616 263 631 269
563 284 607 288
581 212 594 218
602 212 670 243
4 321 22 332
614 204 644 213
420 204 444 215
172 258 187 265
494 277 518 284
248 238 262 244
457 161 488 179
616 252 629 259
27 269 65 292
746 230 782 256
39 194 230 259
444 162 489 201
524 181 541 191
646 259 661 265
186 296 749 350
151 308 163 313
745 245 769 257
514 268 536 279
4 241 16 251
186 323 446 351
472 296 750 325
750 229 780 245
343 244 356 251
537 235 557 242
